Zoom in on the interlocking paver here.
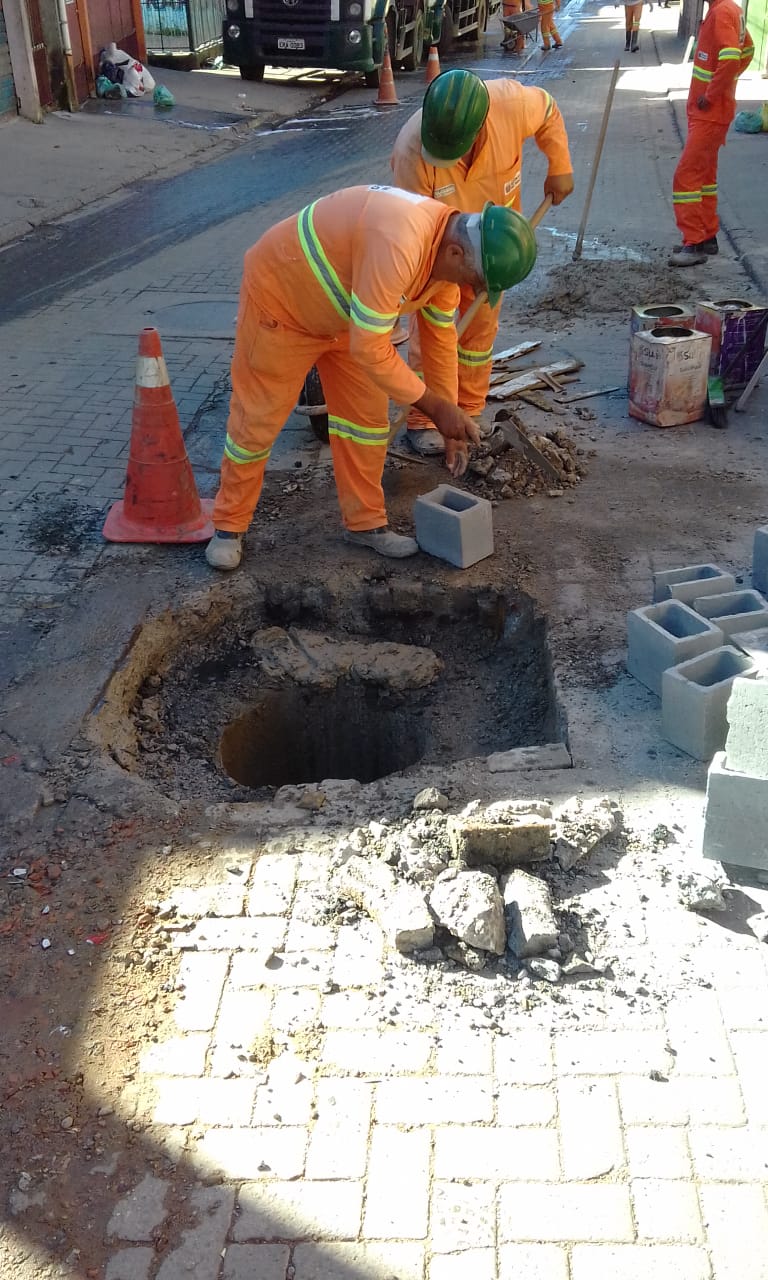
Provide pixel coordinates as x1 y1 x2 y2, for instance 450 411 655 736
624 1126 692 1178
435 1028 494 1075
306 1080 372 1179
152 1077 256 1127
323 1029 432 1074
555 1030 670 1075
105 1250 155 1280
689 1125 768 1181
139 1034 209 1077
430 1249 496 1280
699 1183 768 1280
292 1242 425 1279
570 1244 711 1280
221 1244 290 1280
498 1245 570 1280
430 1182 495 1251
496 1085 558 1127
376 1076 494 1124
195 1126 307 1180
174 952 229 1032
559 1077 624 1179
233 1180 363 1241
363 1127 430 1239
494 1030 554 1084
631 1178 703 1242
433 1126 559 1180
499 1183 634 1243
155 1187 235 1280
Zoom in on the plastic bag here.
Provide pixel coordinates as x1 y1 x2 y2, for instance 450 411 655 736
96 74 127 99
153 84 176 109
100 43 155 97
734 109 765 133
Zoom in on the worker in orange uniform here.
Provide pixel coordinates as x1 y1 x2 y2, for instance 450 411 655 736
500 0 525 54
669 0 753 267
621 0 644 52
390 69 573 456
538 0 563 50
205 185 534 570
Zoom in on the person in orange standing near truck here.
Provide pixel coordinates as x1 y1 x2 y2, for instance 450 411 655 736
501 0 525 54
205 186 532 570
621 0 644 52
669 0 753 267
538 0 563 50
390 69 573 456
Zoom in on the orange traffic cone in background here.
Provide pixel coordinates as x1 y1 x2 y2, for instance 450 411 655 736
374 47 399 107
102 327 214 544
425 45 440 84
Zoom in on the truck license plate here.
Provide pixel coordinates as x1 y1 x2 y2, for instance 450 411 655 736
278 36 305 49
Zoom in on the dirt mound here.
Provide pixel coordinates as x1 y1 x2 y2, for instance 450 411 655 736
520 257 699 321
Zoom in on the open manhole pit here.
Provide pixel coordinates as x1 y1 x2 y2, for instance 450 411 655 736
108 580 566 803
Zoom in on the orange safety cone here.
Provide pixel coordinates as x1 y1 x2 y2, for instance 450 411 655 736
374 47 399 107
102 327 215 544
425 44 440 85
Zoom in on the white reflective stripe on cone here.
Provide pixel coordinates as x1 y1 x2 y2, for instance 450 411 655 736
135 356 170 388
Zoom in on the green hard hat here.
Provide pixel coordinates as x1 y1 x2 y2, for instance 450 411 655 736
421 69 490 166
480 202 538 306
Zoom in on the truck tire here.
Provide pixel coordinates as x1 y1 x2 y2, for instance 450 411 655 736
299 366 329 444
402 3 425 71
437 0 455 54
467 0 488 38
239 62 265 81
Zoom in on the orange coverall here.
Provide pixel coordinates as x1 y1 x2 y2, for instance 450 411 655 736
673 0 753 246
390 79 572 426
501 0 525 54
538 0 562 49
212 186 460 535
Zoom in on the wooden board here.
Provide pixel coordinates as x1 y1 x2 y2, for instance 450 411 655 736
488 358 584 400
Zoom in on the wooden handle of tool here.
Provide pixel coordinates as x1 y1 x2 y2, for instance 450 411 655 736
573 59 621 261
530 194 553 229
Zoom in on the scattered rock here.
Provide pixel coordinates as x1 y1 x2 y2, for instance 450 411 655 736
555 796 621 871
561 952 604 978
502 869 559 958
429 869 506 955
677 872 727 913
444 941 488 971
451 805 554 868
747 911 768 943
526 957 562 983
412 787 450 812
334 855 434 953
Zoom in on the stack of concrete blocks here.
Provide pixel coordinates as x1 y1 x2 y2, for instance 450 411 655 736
414 484 494 569
704 677 768 872
627 563 766 760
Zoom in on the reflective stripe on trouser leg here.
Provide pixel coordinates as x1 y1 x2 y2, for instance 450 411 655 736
212 288 322 530
457 286 502 417
316 343 389 531
672 120 727 245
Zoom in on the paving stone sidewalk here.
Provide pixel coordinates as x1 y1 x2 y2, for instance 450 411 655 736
102 833 768 1280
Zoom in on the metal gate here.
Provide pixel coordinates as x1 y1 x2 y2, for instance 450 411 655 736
141 0 226 54
0 0 17 116
24 0 53 106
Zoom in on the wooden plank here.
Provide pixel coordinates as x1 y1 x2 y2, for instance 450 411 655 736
492 340 542 365
557 384 623 404
488 358 584 400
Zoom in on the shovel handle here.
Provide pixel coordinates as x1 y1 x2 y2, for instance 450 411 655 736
529 194 554 229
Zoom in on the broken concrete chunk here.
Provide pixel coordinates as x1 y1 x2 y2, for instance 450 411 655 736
443 940 488 971
554 796 621 871
484 799 554 821
502 869 559 958
526 957 561 983
747 911 768 943
450 807 554 868
333 855 433 953
429 869 506 955
561 951 604 978
412 787 450 812
486 744 572 772
677 871 728 913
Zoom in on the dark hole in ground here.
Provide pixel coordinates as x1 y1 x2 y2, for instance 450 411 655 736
22 496 103 556
220 681 426 787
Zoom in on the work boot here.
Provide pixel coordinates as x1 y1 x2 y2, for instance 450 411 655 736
695 236 719 255
630 32 639 50
668 244 708 267
406 428 446 456
625 32 631 49
205 530 244 570
344 527 419 558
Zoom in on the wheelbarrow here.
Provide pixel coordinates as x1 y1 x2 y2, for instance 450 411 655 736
500 7 540 49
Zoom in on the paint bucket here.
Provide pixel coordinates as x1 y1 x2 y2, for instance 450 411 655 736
630 303 697 335
693 300 768 387
629 326 712 427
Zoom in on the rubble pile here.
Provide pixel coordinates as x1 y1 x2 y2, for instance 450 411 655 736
466 426 588 501
329 791 625 983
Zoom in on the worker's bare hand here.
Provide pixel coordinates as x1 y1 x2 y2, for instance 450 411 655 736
544 173 575 205
445 441 469 478
414 391 481 445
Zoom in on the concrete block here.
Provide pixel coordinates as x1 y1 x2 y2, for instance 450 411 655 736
502 869 558 958
753 526 768 594
414 485 493 569
703 752 768 871
661 647 758 761
627 600 724 696
653 564 736 605
694 589 768 638
724 676 768 778
450 811 554 867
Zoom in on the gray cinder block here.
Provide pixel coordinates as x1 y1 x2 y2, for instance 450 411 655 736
753 527 768 594
627 600 725 696
652 564 736 606
703 751 768 871
414 485 493 569
661 647 758 761
724 676 768 778
693 589 768 638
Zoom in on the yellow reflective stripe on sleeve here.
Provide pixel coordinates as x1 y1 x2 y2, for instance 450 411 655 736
701 184 717 195
350 293 398 333
672 191 702 204
224 434 271 464
542 90 554 121
328 417 390 446
692 66 713 81
457 345 493 367
297 202 351 323
718 47 741 59
422 304 456 329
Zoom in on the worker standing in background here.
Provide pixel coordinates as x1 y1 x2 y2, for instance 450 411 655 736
538 0 563 50
620 0 644 51
500 0 526 54
669 0 753 266
205 186 533 570
390 70 573 457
